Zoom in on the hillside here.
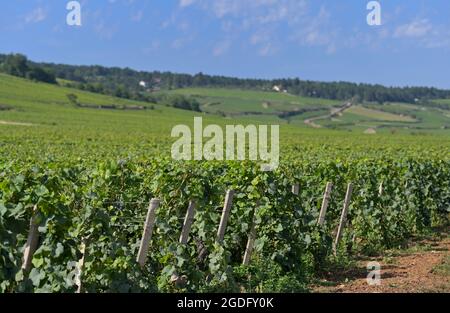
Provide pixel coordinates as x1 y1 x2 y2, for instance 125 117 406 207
159 87 450 133
0 73 205 136
1 73 449 164
1 53 449 133
1 72 449 142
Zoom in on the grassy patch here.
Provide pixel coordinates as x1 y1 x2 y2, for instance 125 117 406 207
432 255 450 276
346 105 417 122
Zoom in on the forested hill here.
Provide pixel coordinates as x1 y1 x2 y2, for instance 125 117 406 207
1 52 450 105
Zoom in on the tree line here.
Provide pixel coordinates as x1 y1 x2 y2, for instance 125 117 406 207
0 54 56 84
1 53 450 107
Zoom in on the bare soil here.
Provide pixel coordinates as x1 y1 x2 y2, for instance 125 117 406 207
312 230 450 293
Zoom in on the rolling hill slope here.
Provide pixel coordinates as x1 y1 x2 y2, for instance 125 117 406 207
1 72 449 167
158 87 450 132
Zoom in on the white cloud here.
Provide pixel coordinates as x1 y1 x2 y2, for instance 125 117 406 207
394 19 433 38
213 40 231 56
178 0 339 55
250 31 271 45
177 0 448 55
143 40 161 54
249 28 279 56
25 7 47 24
180 0 197 8
94 21 117 40
131 10 143 22
172 36 194 49
180 0 307 23
289 6 337 53
258 43 278 56
390 18 450 49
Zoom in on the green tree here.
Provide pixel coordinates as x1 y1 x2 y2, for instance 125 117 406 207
2 54 29 77
66 94 80 107
26 67 57 84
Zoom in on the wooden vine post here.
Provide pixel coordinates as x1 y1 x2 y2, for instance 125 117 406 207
216 190 235 243
292 184 299 196
318 182 333 226
242 211 258 265
334 183 353 254
22 205 39 273
168 201 197 287
136 198 160 268
179 201 196 244
75 239 87 293
378 181 383 196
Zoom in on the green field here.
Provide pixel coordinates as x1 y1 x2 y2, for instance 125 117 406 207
1 73 449 293
155 87 450 133
2 73 449 160
313 103 449 132
345 106 417 122
160 87 341 119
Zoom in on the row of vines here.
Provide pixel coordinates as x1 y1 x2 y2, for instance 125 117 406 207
1 156 449 292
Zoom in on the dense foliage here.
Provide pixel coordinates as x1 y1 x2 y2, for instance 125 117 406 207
0 54 56 85
1 153 448 293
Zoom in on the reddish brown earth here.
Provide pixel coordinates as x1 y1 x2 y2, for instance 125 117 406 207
312 230 450 293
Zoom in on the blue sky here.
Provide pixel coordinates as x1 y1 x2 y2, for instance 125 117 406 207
1 0 450 88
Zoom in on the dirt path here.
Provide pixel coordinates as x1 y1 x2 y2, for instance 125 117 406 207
303 118 322 128
0 120 34 126
304 102 352 129
312 231 450 293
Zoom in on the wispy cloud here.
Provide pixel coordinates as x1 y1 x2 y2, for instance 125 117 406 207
185 0 308 23
394 19 433 38
94 21 117 40
289 6 338 54
143 40 161 55
171 35 194 49
249 28 279 56
180 0 197 8
131 10 143 22
213 39 231 56
390 18 450 49
25 7 47 24
258 42 278 56
176 0 450 55
178 0 338 55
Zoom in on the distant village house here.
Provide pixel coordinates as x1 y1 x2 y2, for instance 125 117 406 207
272 85 288 93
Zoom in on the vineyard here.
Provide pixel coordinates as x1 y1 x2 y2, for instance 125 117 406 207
1 154 449 293
0 74 449 293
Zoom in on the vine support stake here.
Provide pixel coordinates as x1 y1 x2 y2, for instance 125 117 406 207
216 190 235 243
22 205 39 273
75 239 87 293
334 183 353 255
292 184 299 195
179 200 196 244
242 211 258 265
137 198 160 268
318 182 333 226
